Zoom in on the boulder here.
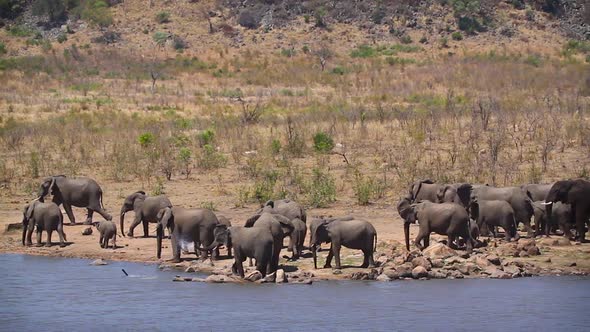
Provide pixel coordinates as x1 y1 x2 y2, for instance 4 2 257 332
383 268 401 280
516 239 536 251
527 245 541 256
412 266 429 279
376 273 392 282
276 269 287 283
90 259 107 266
82 227 93 235
447 270 464 279
454 263 479 275
472 255 492 268
486 254 501 265
205 274 237 283
503 265 521 276
431 259 444 268
244 270 262 282
392 253 408 265
261 272 276 283
490 269 512 279
411 257 432 270
444 256 466 265
427 270 448 279
173 276 193 282
376 255 390 266
422 243 457 259
495 243 519 257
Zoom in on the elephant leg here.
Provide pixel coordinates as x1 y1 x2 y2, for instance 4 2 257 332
142 221 149 238
414 227 429 250
25 224 34 246
287 236 294 252
560 222 574 240
324 244 334 268
574 207 587 243
332 241 342 269
112 235 117 249
45 230 53 247
522 219 534 237
447 235 457 249
363 249 375 268
84 209 93 225
424 234 430 249
57 224 66 247
193 240 200 258
63 204 76 224
234 255 245 277
99 235 104 248
171 235 181 263
127 215 142 237
35 230 43 247
92 205 112 222
227 245 232 258
213 247 220 261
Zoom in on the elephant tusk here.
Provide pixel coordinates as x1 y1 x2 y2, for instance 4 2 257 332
541 201 553 205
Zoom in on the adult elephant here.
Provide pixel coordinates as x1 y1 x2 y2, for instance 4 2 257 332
216 215 232 257
202 225 274 278
156 207 220 262
436 183 473 208
544 179 590 243
245 212 294 273
309 217 376 270
257 199 307 223
398 197 473 253
521 183 555 202
472 185 534 236
409 179 443 203
38 175 112 225
22 200 67 247
469 199 519 241
119 191 172 237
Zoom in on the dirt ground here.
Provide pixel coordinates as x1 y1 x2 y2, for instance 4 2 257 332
1 178 590 280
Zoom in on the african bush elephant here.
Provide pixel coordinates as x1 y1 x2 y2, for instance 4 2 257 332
245 212 294 273
521 183 555 202
409 179 443 203
436 183 473 208
22 200 67 247
469 199 519 241
309 217 376 269
93 220 117 249
289 218 307 259
532 201 573 238
257 199 307 223
544 179 590 242
216 215 232 257
398 198 473 253
471 185 534 236
203 225 273 278
156 207 220 262
38 175 112 225
119 191 172 237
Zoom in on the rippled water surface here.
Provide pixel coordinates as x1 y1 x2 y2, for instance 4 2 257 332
1 254 589 331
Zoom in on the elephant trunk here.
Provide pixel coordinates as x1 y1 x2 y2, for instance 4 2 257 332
404 222 410 251
156 223 163 259
312 245 318 269
119 210 126 237
544 202 553 236
199 240 219 252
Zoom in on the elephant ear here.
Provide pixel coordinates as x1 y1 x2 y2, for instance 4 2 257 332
157 207 173 230
25 202 36 220
456 183 473 207
397 196 412 220
244 214 262 227
469 200 479 220
436 186 449 203
264 200 275 209
275 215 294 234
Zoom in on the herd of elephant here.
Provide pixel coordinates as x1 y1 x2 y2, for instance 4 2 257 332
20 175 590 279
396 179 590 253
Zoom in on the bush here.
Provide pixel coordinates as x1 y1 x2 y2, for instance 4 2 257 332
352 171 386 206
171 35 187 51
197 128 215 147
57 33 67 43
32 0 66 23
281 48 295 57
153 31 170 46
331 66 347 75
314 7 327 28
440 37 449 48
8 24 36 37
0 42 6 56
0 0 25 19
138 132 155 147
313 132 334 153
253 170 279 203
155 11 170 24
419 36 428 44
270 139 281 155
371 6 386 24
452 31 463 40
351 44 377 58
238 10 258 29
385 56 416 66
524 54 542 67
305 168 336 208
197 144 227 170
399 35 413 44
76 0 113 27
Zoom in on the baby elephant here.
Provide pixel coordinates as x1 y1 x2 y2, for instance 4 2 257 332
310 217 376 270
469 199 519 241
93 220 117 249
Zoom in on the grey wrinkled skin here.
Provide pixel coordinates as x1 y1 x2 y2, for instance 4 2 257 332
545 179 590 242
119 191 172 238
309 217 376 270
156 207 220 263
532 201 573 238
38 175 112 225
22 200 67 248
469 200 519 241
94 220 117 249
203 226 273 278
521 183 555 202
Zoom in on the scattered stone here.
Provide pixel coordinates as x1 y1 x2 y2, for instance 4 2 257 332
448 270 464 279
431 259 444 268
412 266 429 279
519 250 529 258
503 265 521 276
376 255 389 266
517 239 536 251
472 255 492 268
445 256 466 265
544 258 552 263
90 259 107 266
261 272 276 283
205 274 237 283
570 262 577 267
527 246 541 256
490 269 512 279
392 254 408 265
244 270 262 282
332 269 342 275
376 273 392 282
428 270 448 279
411 256 432 270
487 254 501 265
496 243 519 257
82 227 93 235
276 269 287 283
185 266 197 273
423 243 457 259
539 237 571 246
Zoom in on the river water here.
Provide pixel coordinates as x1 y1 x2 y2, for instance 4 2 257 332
0 254 589 331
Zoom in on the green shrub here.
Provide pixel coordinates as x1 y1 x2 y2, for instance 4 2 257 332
399 35 413 44
57 33 67 43
314 7 327 28
281 48 295 57
29 152 40 178
199 201 217 211
270 139 281 155
302 45 310 54
351 44 376 58
303 14 310 23
155 11 170 24
138 132 155 147
32 0 66 22
385 56 416 65
452 31 463 40
76 0 113 27
419 36 428 44
8 24 36 37
352 172 386 206
253 170 280 203
305 168 336 208
197 144 227 170
0 42 6 56
371 6 386 24
440 37 449 48
313 132 334 153
331 66 347 75
152 177 165 195
153 31 170 46
524 54 542 67
197 128 215 147
178 147 192 179
171 35 187 50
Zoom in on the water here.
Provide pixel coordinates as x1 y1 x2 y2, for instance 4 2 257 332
1 254 589 332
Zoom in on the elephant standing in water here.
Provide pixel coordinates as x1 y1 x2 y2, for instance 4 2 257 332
544 179 590 242
156 207 220 262
22 200 67 247
38 175 112 225
202 225 274 278
120 191 172 237
309 217 376 270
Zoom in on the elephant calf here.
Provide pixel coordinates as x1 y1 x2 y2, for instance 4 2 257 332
289 218 307 259
94 220 117 249
532 201 573 238
22 200 67 247
469 200 519 241
310 217 376 270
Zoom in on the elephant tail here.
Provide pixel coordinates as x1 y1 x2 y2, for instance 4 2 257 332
99 191 105 210
373 232 377 253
